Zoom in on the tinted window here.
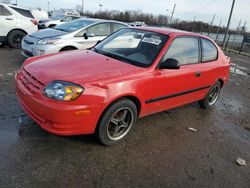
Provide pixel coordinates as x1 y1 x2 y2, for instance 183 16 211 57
0 5 12 16
87 23 111 36
113 23 127 32
72 16 79 20
10 7 34 18
202 38 218 62
164 37 199 65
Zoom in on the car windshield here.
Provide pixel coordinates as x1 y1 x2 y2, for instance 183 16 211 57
54 19 94 32
50 15 64 20
93 28 168 68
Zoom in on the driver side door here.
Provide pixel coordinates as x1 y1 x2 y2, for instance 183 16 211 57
75 23 111 49
145 37 207 114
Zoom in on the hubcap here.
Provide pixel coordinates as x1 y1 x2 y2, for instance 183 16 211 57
13 34 23 47
107 107 134 141
208 85 220 105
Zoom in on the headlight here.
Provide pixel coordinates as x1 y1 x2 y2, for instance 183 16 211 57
36 38 59 45
43 81 84 101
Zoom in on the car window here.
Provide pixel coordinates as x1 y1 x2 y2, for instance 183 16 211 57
0 5 12 16
55 19 94 32
201 38 218 62
94 28 168 68
87 23 111 36
164 37 199 65
10 7 34 18
72 16 79 20
61 16 72 22
113 23 127 32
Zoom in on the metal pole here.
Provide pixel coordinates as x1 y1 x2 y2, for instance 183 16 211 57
223 0 236 48
192 16 196 32
169 3 176 24
99 4 103 12
82 0 84 14
48 2 50 11
208 14 215 37
215 19 222 43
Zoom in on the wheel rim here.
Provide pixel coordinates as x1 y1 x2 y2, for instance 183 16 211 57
208 85 220 105
107 107 134 141
12 34 23 47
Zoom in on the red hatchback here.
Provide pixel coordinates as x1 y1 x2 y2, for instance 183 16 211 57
16 27 230 145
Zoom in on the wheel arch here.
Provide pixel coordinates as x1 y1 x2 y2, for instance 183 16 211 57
217 78 224 87
95 95 142 133
7 28 27 38
59 46 78 52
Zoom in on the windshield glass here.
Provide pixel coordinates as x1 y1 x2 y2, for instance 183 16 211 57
54 19 94 32
93 28 168 68
50 15 64 20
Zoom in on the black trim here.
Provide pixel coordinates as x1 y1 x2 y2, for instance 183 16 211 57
145 85 210 104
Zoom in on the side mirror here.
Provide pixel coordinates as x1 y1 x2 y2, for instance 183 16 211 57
159 58 180 69
83 32 95 40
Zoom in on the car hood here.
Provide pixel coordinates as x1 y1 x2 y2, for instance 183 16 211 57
29 28 67 39
23 50 143 86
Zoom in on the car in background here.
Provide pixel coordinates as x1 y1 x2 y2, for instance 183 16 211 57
0 3 38 48
21 18 128 57
129 21 147 27
38 14 80 29
16 27 230 145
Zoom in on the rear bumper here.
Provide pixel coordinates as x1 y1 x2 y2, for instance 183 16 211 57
16 73 101 136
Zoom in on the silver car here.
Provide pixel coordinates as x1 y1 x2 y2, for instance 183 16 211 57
21 18 128 57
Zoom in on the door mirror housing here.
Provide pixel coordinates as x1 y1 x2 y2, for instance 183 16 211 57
159 58 180 69
84 32 95 39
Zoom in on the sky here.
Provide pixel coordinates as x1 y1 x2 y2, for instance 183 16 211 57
12 0 250 29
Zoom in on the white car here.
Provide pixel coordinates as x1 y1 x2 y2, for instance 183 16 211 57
38 14 80 29
21 18 128 57
0 3 38 48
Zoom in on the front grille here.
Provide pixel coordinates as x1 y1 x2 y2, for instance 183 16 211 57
19 68 45 94
23 36 37 45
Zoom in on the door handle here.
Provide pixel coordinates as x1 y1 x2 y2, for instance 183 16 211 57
195 72 201 77
5 18 13 20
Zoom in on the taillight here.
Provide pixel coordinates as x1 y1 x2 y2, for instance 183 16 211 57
31 19 38 25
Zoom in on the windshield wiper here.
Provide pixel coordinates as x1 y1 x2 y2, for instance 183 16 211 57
54 28 67 32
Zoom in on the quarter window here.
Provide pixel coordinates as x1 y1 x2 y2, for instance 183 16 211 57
10 7 33 18
87 23 111 36
201 38 218 62
164 37 199 65
113 23 127 32
0 5 12 16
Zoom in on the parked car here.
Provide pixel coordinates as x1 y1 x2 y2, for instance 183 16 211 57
0 3 38 48
129 21 147 27
21 18 128 57
38 14 80 29
16 27 230 145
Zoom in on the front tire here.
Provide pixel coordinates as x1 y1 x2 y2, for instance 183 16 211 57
198 81 221 109
7 30 26 48
97 99 138 146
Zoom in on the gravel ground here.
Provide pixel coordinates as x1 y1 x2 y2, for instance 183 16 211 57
0 47 249 187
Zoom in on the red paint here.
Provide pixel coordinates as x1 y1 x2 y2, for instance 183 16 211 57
15 28 230 136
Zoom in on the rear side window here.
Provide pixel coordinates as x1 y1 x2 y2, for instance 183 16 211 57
0 5 12 16
87 23 111 36
10 7 34 18
201 38 218 62
113 23 127 32
164 37 199 65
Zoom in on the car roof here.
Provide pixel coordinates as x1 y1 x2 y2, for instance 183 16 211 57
133 26 208 38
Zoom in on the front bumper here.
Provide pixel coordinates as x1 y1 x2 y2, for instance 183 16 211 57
16 72 101 136
21 40 61 57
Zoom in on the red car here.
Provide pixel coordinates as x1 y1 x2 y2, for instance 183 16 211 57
16 27 230 145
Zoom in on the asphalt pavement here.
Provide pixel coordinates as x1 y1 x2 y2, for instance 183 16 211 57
0 46 249 187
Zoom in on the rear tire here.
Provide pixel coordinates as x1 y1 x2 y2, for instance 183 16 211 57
198 81 221 109
96 99 138 146
7 30 26 48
